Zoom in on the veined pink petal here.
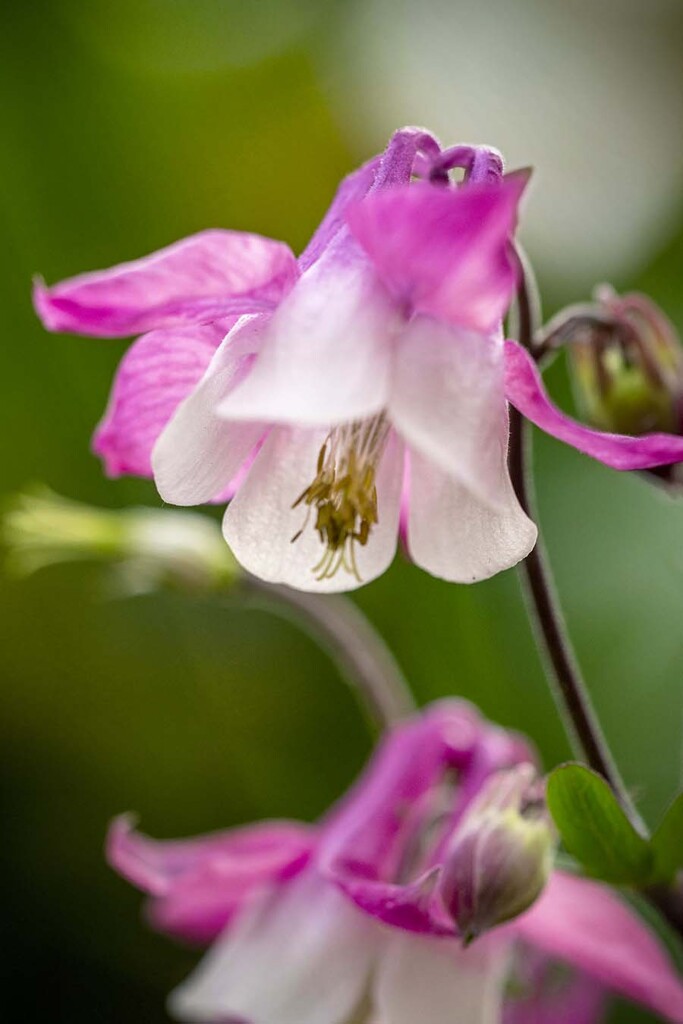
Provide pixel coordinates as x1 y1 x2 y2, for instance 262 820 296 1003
375 932 509 1024
320 706 472 883
406 436 537 584
107 815 314 945
223 427 404 593
504 340 683 469
515 871 683 1022
169 869 379 1024
152 315 269 505
389 317 506 508
217 250 397 427
93 322 225 478
34 230 299 337
347 173 528 335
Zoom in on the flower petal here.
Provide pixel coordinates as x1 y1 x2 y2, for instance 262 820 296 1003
318 702 534 936
223 427 404 593
169 869 379 1024
217 250 396 427
515 871 683 1022
375 932 509 1024
299 156 382 272
34 230 299 336
347 173 528 335
152 315 269 505
389 317 506 507
504 339 683 469
406 439 537 584
93 322 225 478
107 815 314 945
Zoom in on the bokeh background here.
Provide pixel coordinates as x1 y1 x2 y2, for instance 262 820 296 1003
2 1 683 1020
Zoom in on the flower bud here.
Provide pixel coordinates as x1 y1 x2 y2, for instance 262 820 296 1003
547 286 683 445
3 486 239 594
439 763 556 944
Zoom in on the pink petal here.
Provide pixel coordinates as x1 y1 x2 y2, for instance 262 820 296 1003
93 322 225 479
107 815 315 945
318 707 469 892
389 317 506 507
375 932 509 1024
347 173 528 335
34 229 299 336
152 314 269 505
217 250 396 427
318 702 535 936
223 427 404 593
406 435 537 584
515 871 683 1022
504 339 683 469
299 156 382 272
169 869 379 1024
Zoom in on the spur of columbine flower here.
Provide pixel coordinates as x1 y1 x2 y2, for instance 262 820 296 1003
35 130 683 592
108 700 683 1024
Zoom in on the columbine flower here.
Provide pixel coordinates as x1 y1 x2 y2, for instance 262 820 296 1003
35 130 683 592
108 701 683 1024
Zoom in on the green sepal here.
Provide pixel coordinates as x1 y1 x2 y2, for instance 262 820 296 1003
546 763 653 885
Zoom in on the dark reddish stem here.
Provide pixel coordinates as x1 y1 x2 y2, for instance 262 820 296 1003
508 250 643 829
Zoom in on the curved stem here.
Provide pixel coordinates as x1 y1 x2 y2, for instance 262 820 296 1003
508 406 638 817
509 251 643 830
239 576 415 731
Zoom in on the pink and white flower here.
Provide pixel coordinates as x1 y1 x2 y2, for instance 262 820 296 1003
108 701 683 1024
35 129 683 592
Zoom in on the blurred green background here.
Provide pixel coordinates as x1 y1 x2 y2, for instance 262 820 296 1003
2 1 683 1020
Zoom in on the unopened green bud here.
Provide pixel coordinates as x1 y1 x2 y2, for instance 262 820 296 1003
551 286 683 440
3 487 239 593
439 764 556 944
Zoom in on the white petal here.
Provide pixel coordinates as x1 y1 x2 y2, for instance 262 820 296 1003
224 427 404 593
217 251 397 427
152 315 268 505
169 870 379 1024
375 932 509 1024
406 438 537 583
389 316 507 508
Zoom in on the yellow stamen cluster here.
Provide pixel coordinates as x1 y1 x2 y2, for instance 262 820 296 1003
291 416 390 581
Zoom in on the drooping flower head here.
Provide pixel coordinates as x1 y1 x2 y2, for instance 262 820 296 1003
109 700 683 1024
35 129 683 592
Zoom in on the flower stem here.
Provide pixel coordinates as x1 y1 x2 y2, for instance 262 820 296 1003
508 252 643 830
240 576 415 731
508 406 638 817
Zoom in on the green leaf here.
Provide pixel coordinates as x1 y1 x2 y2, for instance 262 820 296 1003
547 763 653 885
650 793 683 884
